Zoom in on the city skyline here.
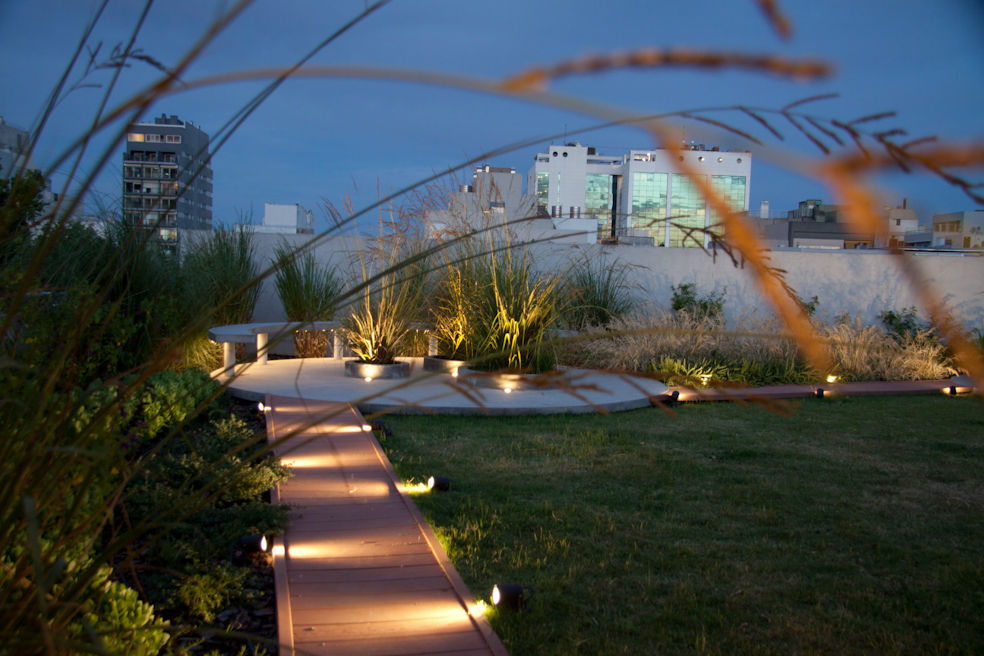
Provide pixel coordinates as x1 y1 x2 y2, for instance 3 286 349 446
0 1 981 232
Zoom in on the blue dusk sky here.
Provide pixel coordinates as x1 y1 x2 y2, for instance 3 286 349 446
1 0 982 231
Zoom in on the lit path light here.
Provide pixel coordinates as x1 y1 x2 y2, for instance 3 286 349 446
427 475 451 492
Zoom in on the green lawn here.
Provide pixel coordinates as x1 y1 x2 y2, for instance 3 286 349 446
379 395 984 655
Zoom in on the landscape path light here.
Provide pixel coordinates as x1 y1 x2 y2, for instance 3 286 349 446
427 475 451 492
491 583 530 611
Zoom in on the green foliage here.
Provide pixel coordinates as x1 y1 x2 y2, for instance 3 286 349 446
76 567 170 656
799 294 819 317
560 256 633 330
433 241 562 372
3 219 187 385
650 355 729 387
878 306 924 341
175 565 248 624
136 369 221 438
182 227 261 326
123 414 289 622
649 354 815 387
173 334 225 374
670 282 725 321
345 240 429 364
272 242 343 322
0 169 45 253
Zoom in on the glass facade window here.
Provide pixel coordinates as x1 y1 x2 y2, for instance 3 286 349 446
708 175 747 231
536 172 549 212
669 174 707 248
585 173 614 236
631 172 668 245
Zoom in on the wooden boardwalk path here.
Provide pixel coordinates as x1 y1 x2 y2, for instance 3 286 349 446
264 394 508 656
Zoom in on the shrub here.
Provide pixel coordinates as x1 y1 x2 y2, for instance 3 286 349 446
879 306 924 341
345 239 429 364
462 244 562 372
122 414 290 623
75 567 170 656
182 227 261 327
273 241 344 357
823 317 954 381
670 282 725 322
560 255 634 330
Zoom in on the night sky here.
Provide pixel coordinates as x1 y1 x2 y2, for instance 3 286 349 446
1 0 982 231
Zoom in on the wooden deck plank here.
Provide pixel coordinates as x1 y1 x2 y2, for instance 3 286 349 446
292 614 475 641
289 575 452 596
294 630 488 656
265 394 507 656
288 564 444 584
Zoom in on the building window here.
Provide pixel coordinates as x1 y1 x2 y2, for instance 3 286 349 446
535 172 549 212
145 133 162 143
670 174 708 248
127 133 145 142
165 134 182 144
631 172 668 245
585 174 614 235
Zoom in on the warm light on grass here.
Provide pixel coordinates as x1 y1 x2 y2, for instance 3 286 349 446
404 481 431 495
826 374 840 384
469 600 489 616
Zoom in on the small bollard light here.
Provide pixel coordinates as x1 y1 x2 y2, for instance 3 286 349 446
491 583 529 611
427 475 451 492
814 388 825 399
238 534 269 554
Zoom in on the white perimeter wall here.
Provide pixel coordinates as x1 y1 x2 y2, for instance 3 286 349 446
248 233 984 329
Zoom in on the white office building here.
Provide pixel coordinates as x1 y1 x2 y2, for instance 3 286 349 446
256 202 315 234
528 142 751 247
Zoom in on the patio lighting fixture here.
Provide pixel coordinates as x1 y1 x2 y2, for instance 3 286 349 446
362 424 373 432
814 388 825 398
364 376 373 383
491 583 529 611
239 534 269 554
427 475 451 491
257 402 268 413
503 386 513 394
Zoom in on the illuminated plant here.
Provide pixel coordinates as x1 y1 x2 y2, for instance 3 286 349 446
345 238 429 364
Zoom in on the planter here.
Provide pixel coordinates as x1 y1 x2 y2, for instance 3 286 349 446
457 367 571 391
344 359 410 380
422 355 467 374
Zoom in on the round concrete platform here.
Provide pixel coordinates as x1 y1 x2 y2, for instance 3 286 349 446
215 357 670 415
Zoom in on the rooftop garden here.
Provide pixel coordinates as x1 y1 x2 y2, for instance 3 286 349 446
3 2 983 654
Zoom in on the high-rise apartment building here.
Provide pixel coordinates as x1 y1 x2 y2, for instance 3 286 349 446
122 114 212 253
528 142 751 247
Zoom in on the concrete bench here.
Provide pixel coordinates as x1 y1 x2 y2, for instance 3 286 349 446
208 321 439 376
